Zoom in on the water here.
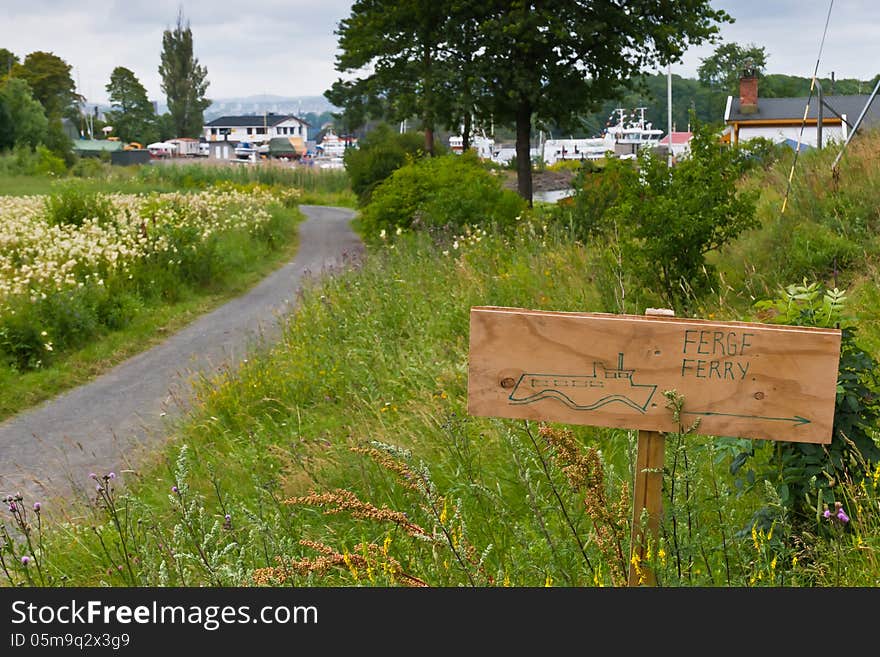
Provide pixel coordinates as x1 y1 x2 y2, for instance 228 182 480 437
533 189 575 204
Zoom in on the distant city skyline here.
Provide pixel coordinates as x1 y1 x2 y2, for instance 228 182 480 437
3 1 877 107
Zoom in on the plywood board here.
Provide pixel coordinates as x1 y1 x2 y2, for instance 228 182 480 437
468 307 842 444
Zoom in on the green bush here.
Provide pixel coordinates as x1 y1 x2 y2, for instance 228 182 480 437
43 180 114 227
70 156 111 179
557 157 636 239
558 114 760 311
732 282 880 529
358 151 526 240
0 304 50 371
32 145 68 176
343 123 438 205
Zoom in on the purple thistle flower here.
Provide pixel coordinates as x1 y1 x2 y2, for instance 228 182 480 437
837 509 850 523
225 514 231 522
8 502 15 512
96 484 103 492
108 472 116 480
33 502 41 512
21 556 30 565
171 485 179 494
89 473 97 480
823 508 832 519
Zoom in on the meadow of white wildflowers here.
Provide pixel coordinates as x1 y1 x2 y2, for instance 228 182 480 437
0 189 277 308
0 187 288 370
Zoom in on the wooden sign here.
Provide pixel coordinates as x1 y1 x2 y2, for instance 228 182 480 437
468 306 842 444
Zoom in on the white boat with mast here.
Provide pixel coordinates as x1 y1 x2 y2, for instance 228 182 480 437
603 107 664 157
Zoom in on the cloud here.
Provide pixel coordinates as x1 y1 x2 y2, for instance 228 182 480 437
5 1 877 106
3 0 352 102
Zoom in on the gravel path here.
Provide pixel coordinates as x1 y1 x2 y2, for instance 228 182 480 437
0 205 362 511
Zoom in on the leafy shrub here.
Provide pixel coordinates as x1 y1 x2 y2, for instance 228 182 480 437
43 181 113 227
0 304 50 371
558 157 636 239
557 114 760 311
343 123 436 205
732 281 880 527
95 290 141 331
358 151 526 240
31 145 67 176
547 158 593 173
38 288 100 350
70 156 110 179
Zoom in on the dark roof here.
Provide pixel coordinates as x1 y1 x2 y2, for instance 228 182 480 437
727 94 880 128
204 113 308 128
267 137 302 155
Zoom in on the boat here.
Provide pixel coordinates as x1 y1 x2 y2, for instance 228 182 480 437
537 107 665 165
234 141 268 160
507 353 658 414
602 107 664 157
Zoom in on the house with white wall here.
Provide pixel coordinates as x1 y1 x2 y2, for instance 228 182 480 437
724 70 880 148
203 113 310 146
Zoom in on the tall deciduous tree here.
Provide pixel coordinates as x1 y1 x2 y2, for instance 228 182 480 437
698 42 768 93
105 67 158 144
329 1 451 156
11 51 79 119
0 77 48 148
158 9 210 138
0 95 13 150
474 1 731 205
329 2 731 205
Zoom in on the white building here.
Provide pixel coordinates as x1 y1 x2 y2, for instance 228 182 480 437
656 131 693 160
724 71 880 148
203 113 310 145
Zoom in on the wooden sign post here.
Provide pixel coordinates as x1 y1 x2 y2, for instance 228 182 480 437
628 307 674 587
467 305 842 586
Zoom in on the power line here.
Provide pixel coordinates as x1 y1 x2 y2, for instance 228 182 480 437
781 0 834 215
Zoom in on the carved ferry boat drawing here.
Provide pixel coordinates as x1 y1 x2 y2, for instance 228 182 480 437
508 353 657 414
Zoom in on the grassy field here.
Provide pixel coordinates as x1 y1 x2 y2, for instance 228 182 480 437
2 144 879 588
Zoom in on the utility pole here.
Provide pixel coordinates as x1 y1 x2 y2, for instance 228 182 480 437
667 63 673 168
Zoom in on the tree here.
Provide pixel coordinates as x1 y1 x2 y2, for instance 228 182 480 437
158 9 210 138
0 95 13 150
0 48 18 79
697 42 768 120
343 122 432 204
11 51 79 119
473 2 731 205
613 114 759 309
329 1 451 156
698 42 768 93
105 67 158 144
0 77 48 148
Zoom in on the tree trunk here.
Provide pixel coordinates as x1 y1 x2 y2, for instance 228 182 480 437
422 43 434 157
515 100 533 206
462 110 472 152
424 125 434 156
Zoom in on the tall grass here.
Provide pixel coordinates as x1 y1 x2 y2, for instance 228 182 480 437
0 154 356 206
8 216 872 587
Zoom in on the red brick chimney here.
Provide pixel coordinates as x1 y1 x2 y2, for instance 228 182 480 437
739 65 758 114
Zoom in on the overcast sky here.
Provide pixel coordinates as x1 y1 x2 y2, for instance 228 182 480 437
2 1 877 106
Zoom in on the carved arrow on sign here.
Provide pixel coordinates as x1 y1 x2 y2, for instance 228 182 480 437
680 411 812 427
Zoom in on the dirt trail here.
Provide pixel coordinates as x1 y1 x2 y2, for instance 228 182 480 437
0 206 362 511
